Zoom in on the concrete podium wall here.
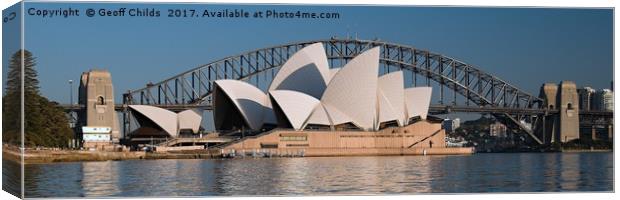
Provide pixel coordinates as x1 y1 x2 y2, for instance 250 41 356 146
222 120 456 155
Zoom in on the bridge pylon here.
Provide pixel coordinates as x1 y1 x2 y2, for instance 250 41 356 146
77 69 121 149
537 81 580 144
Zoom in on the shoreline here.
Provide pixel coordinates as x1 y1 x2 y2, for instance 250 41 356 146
3 147 146 164
2 146 228 164
560 149 613 153
2 145 611 164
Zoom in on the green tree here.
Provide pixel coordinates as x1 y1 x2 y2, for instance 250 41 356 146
3 49 73 147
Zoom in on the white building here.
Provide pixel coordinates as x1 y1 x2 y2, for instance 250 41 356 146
82 127 112 142
442 118 460 133
213 43 432 132
129 106 203 138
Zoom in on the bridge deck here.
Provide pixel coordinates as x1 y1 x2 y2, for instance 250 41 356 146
60 104 612 116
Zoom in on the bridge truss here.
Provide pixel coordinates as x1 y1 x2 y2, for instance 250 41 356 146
123 38 548 144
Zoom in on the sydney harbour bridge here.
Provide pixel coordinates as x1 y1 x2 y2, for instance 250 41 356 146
64 38 613 146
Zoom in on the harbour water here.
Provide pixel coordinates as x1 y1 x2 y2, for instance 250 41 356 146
3 152 613 197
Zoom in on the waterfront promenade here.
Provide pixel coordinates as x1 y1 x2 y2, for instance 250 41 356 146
2 145 218 164
3 145 145 164
3 145 472 164
3 144 610 164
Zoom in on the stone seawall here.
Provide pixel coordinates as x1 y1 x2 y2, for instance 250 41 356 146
2 145 472 164
221 147 474 157
3 147 147 164
2 146 225 164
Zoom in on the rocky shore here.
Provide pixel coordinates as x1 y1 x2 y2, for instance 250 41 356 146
2 146 221 164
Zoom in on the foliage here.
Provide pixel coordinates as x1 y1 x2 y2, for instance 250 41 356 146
450 115 495 140
2 49 73 147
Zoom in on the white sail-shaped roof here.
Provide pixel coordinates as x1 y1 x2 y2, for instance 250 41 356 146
305 104 332 126
377 90 400 126
214 80 268 130
378 71 406 126
328 68 341 83
268 43 330 99
129 105 178 137
178 109 203 133
322 103 353 126
269 90 320 130
405 87 433 120
211 44 434 132
320 47 381 130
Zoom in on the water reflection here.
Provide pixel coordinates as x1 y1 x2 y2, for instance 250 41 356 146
222 156 436 195
560 154 580 190
2 159 22 197
18 153 613 197
24 162 83 197
81 161 120 196
113 159 206 196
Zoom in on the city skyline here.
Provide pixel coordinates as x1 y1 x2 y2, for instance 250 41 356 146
1 3 613 105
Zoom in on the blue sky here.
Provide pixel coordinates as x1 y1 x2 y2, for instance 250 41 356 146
3 3 613 112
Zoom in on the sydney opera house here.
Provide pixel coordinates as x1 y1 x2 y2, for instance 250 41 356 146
129 43 472 155
213 43 431 132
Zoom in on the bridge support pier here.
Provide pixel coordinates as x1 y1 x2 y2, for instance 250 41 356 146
541 114 558 144
78 70 121 149
539 81 580 144
540 83 558 144
557 81 580 142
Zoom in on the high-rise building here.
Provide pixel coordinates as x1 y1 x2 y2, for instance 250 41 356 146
442 118 460 133
490 122 507 138
594 89 614 111
577 87 596 111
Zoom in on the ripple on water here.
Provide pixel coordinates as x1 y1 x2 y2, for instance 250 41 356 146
15 152 613 197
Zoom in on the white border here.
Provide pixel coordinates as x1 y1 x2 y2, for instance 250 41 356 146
0 1 617 200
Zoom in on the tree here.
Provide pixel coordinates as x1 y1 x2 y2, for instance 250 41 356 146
3 49 73 147
3 50 35 144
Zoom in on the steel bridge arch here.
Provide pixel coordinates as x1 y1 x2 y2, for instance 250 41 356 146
122 38 546 144
123 38 542 111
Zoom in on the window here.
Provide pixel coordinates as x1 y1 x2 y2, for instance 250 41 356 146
97 96 105 105
280 136 307 141
286 144 309 147
260 143 278 148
